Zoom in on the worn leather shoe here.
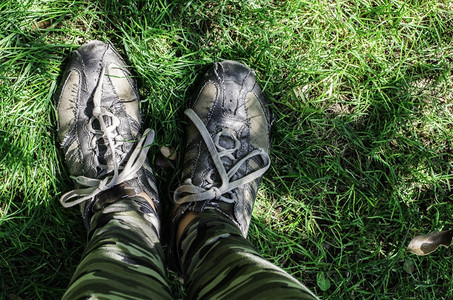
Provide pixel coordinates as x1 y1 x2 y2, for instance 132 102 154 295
173 60 272 237
56 40 159 228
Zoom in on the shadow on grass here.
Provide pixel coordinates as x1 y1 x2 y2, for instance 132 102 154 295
2 1 452 299
0 31 87 298
254 64 453 298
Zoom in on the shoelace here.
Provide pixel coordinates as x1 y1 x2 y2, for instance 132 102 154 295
173 108 270 205
60 66 154 208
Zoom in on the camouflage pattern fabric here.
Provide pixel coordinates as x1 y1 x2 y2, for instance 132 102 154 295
179 211 319 300
63 196 318 299
63 196 173 299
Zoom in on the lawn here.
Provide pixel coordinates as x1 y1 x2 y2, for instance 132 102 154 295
1 0 452 299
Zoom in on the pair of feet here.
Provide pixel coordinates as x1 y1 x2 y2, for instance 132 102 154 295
56 40 271 243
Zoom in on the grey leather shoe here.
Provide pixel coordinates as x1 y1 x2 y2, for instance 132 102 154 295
56 40 159 228
173 60 272 237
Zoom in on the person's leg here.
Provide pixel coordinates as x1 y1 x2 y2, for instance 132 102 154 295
63 192 172 299
173 61 318 299
56 40 172 299
178 212 317 299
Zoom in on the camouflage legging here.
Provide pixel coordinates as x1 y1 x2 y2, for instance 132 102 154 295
63 196 318 299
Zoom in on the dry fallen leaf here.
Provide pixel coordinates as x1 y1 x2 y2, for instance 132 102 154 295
407 230 453 256
31 19 52 30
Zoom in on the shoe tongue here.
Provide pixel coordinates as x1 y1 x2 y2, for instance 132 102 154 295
90 110 111 172
218 134 235 150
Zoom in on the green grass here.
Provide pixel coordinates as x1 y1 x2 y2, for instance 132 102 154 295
1 0 453 298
